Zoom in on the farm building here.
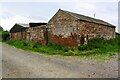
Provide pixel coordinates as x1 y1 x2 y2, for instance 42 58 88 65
47 9 116 46
10 23 29 40
26 23 47 44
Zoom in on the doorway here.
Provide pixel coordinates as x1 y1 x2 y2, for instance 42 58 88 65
80 35 85 45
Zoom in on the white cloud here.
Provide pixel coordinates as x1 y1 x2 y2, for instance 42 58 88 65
0 15 42 31
0 7 48 31
71 2 96 18
71 2 118 32
0 0 119 2
0 8 46 30
0 2 118 32
75 2 96 10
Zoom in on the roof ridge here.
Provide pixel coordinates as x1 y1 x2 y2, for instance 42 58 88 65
15 23 29 27
60 9 115 27
16 23 29 25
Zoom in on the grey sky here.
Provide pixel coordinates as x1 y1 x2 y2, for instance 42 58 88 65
0 0 118 32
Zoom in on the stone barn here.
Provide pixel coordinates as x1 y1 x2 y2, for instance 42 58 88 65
47 9 116 46
26 23 47 44
10 23 29 40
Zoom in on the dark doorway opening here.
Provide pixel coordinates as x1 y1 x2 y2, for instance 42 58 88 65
80 35 85 45
45 28 48 45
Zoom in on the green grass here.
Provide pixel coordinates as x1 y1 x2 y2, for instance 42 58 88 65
78 37 119 52
4 35 120 60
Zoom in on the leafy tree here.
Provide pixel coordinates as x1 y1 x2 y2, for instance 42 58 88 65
0 26 3 31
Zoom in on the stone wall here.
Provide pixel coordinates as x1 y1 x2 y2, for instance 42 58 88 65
27 25 47 44
48 9 77 46
75 20 115 45
21 31 27 41
47 10 115 46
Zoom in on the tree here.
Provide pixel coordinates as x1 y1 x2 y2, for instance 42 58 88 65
0 26 3 31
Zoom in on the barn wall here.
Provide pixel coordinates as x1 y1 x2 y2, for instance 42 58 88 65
10 32 22 40
48 10 115 46
48 10 77 46
21 31 27 40
76 20 115 45
27 25 47 44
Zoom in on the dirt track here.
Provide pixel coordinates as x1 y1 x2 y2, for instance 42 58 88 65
1 42 118 78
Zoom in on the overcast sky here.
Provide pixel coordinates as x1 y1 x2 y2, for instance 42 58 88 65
0 0 119 32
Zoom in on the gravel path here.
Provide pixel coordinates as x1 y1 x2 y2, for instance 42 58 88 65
1 42 118 78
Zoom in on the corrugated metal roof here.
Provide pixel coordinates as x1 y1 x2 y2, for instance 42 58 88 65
10 23 29 33
17 23 29 27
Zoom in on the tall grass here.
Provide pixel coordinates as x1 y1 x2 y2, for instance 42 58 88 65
78 36 119 52
6 40 66 55
5 35 120 60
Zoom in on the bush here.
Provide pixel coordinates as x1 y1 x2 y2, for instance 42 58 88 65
47 42 53 46
63 46 69 52
87 37 105 49
47 42 63 50
78 45 88 51
1 31 10 41
23 41 27 46
77 38 105 51
32 42 41 48
77 36 119 52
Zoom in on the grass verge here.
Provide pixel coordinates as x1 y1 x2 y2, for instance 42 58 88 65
4 35 120 61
